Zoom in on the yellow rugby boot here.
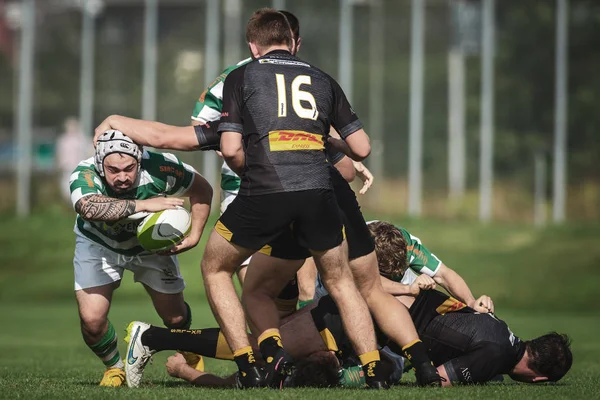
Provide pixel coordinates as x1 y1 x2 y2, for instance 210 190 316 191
99 367 126 387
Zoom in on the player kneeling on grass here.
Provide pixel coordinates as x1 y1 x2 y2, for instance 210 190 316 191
70 130 212 387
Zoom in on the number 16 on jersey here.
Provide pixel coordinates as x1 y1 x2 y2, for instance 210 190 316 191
275 74 319 120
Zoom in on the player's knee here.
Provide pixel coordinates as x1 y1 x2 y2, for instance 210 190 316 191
322 275 356 299
163 314 186 328
162 301 192 329
80 314 107 340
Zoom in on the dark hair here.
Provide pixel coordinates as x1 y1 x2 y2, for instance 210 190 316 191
290 355 340 388
367 221 409 279
246 8 293 50
279 10 300 40
526 332 573 382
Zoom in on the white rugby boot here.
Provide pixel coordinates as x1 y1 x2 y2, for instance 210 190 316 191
124 321 155 388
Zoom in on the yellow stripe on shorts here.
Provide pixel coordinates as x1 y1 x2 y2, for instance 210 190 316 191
215 220 233 241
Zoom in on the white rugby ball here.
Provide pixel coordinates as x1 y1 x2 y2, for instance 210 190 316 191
137 206 191 252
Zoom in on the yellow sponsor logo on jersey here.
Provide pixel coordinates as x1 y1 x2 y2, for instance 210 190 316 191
435 297 467 315
268 130 324 151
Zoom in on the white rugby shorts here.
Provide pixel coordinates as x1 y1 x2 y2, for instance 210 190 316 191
73 234 185 294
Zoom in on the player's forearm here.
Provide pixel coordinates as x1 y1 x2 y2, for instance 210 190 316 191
105 115 199 151
380 276 414 296
435 266 476 306
333 155 356 182
186 175 213 241
222 151 245 176
75 194 146 221
177 365 234 387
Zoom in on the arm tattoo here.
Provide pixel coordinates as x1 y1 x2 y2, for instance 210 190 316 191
75 194 137 221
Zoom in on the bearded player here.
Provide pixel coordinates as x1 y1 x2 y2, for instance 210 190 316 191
70 130 212 387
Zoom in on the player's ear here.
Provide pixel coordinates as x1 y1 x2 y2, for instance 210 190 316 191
294 38 302 54
248 42 261 59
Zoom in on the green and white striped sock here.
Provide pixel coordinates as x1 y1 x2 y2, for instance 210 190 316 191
89 321 124 369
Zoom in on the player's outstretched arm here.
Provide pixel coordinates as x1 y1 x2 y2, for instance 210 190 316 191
433 264 494 313
94 115 217 151
75 194 184 222
162 173 213 255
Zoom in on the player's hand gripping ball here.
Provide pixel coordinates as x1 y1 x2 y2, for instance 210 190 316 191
137 206 191 252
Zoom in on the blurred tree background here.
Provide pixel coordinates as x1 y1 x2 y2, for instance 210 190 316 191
0 0 598 220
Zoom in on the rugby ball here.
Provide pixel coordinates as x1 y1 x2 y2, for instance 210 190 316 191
137 206 191 252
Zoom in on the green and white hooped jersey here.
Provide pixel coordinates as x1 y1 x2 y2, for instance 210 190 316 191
69 151 196 256
191 57 252 196
366 221 442 285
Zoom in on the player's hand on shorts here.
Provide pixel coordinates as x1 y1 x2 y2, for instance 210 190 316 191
470 295 494 313
137 197 185 213
409 274 436 296
352 161 374 195
160 234 200 256
166 353 187 378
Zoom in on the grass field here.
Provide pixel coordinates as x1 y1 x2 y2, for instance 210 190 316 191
1 206 600 399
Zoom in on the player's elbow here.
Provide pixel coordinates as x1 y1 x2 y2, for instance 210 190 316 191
351 145 371 161
220 134 243 160
345 130 371 161
220 145 239 160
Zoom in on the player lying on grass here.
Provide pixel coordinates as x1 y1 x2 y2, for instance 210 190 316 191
124 286 572 387
70 130 212 387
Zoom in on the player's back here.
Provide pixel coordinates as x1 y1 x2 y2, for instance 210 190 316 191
221 50 360 195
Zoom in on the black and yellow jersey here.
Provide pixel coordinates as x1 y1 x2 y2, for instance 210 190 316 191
311 291 526 384
218 50 362 196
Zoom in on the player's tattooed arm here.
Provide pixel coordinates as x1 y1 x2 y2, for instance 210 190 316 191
75 194 136 222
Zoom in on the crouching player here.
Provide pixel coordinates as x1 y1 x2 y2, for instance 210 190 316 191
70 130 212 386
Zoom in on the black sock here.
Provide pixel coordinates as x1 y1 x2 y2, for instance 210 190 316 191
258 335 284 364
402 340 431 367
234 346 257 372
141 326 226 357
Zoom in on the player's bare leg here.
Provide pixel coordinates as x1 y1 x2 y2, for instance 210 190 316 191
312 241 389 388
242 253 303 387
296 258 317 306
349 251 441 386
142 285 204 370
75 282 125 386
200 229 260 387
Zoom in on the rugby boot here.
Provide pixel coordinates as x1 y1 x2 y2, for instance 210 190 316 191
123 321 155 388
363 359 391 389
99 367 126 387
414 361 443 387
234 365 266 389
263 348 295 389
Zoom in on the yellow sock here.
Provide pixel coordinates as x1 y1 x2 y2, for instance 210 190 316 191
257 329 282 346
233 345 253 358
358 349 380 366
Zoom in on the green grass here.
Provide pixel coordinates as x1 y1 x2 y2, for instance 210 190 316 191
1 207 600 398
